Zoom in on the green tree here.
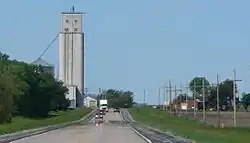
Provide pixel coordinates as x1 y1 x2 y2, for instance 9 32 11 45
16 66 52 117
16 66 69 117
0 72 15 123
0 52 22 123
241 93 250 111
208 79 238 110
175 94 193 101
50 80 70 111
0 51 70 120
98 89 134 108
189 77 210 99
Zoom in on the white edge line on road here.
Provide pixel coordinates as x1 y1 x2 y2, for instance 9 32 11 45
120 110 152 143
127 124 152 143
7 112 97 143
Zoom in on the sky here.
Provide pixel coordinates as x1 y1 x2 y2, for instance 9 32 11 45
1 0 250 104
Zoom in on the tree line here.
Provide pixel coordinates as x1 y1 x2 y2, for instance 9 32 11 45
0 52 70 124
174 76 250 111
97 89 134 108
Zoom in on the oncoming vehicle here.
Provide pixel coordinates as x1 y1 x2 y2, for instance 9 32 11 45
99 99 108 112
95 112 103 124
99 111 104 119
100 109 105 115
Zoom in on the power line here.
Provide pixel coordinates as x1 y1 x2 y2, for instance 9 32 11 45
37 34 59 60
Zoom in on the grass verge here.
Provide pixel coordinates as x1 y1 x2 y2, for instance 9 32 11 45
0 108 91 135
128 107 250 143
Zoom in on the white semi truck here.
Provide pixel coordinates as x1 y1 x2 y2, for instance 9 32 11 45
99 99 108 112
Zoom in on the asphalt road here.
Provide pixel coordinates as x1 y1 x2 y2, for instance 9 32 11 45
12 111 147 143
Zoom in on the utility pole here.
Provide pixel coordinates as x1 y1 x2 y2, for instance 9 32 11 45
185 81 189 118
163 86 166 110
158 88 161 106
98 88 101 107
202 78 206 124
216 74 220 128
143 89 146 107
180 84 183 116
174 85 177 115
104 89 106 99
173 85 182 115
98 88 102 98
104 88 107 99
101 88 106 99
193 80 196 119
166 83 182 115
233 69 236 127
233 68 242 127
101 88 104 99
168 80 173 112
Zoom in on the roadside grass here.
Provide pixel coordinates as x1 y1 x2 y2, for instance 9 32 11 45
0 108 91 135
128 108 250 143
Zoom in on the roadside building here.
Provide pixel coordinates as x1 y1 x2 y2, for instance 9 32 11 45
172 99 201 110
84 94 97 108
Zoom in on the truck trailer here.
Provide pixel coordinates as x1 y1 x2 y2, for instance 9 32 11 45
99 99 108 112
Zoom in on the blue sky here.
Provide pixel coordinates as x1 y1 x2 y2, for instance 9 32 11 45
1 0 250 104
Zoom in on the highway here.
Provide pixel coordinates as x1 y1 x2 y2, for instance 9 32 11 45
12 110 147 143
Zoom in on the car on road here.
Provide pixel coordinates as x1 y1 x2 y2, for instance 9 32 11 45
95 113 103 123
100 109 106 115
114 107 120 112
95 112 103 118
99 112 104 119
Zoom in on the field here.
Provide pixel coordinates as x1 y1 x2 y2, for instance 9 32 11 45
173 111 250 127
128 108 250 143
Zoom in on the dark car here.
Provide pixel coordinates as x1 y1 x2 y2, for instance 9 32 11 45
95 113 103 124
99 112 104 118
100 109 105 115
114 107 120 112
95 112 103 119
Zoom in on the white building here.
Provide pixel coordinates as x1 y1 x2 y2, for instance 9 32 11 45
84 96 97 108
58 7 85 108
